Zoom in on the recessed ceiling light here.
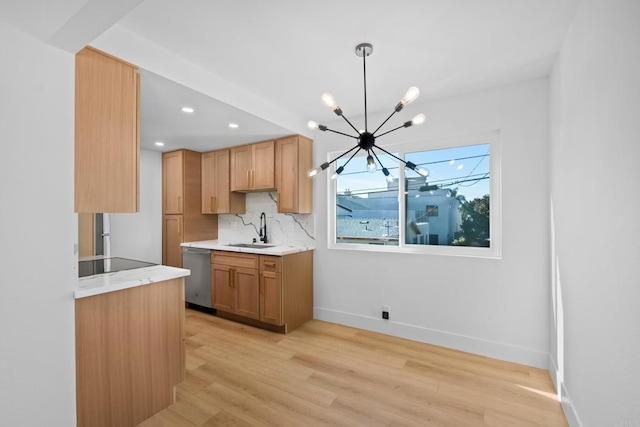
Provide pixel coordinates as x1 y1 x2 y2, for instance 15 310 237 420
155 141 165 147
181 106 195 113
228 122 239 129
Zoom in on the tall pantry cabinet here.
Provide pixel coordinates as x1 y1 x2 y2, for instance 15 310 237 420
162 150 218 267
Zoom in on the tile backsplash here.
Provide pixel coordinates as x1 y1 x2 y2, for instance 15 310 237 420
217 192 315 247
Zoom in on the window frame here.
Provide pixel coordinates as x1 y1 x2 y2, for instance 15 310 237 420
327 130 502 259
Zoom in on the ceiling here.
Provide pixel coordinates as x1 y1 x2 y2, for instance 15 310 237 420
1 0 582 153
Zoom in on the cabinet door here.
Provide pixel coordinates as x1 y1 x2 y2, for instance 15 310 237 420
163 215 183 267
163 151 184 214
230 145 252 191
275 136 298 213
212 264 235 313
203 150 246 214
201 151 216 214
252 140 275 190
234 267 260 320
75 47 139 213
260 270 283 325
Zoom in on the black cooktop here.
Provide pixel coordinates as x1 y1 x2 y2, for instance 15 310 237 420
79 257 156 278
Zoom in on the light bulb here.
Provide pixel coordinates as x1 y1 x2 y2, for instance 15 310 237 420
366 155 377 173
321 93 336 109
416 167 429 177
307 167 321 177
307 162 330 178
401 87 420 106
411 113 426 125
382 168 394 183
307 120 319 129
330 166 344 181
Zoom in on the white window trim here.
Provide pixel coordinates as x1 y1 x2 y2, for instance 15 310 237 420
327 130 502 259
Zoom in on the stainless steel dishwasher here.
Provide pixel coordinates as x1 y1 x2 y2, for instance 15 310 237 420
181 247 212 308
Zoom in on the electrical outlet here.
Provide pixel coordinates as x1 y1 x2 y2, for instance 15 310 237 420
382 305 390 320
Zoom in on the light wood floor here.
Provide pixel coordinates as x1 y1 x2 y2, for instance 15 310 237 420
139 309 568 426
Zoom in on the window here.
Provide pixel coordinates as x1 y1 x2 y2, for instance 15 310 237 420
328 131 501 258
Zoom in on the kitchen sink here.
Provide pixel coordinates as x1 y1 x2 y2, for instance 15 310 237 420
227 243 275 249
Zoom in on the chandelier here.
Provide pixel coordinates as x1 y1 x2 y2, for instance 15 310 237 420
307 42 429 182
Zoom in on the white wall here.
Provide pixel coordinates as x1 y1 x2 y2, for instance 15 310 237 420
549 0 640 425
111 149 163 263
0 25 77 426
312 79 550 367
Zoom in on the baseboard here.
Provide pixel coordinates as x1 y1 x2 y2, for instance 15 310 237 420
314 307 549 369
548 355 583 427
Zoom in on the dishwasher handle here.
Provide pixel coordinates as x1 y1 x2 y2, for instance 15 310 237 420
181 247 211 255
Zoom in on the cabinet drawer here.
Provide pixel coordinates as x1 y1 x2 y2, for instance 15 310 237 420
212 251 258 269
259 256 281 272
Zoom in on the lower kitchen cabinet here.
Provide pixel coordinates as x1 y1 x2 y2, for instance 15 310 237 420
211 250 313 333
212 252 260 320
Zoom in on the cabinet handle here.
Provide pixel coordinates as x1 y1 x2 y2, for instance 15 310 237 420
210 196 217 213
252 170 255 188
246 170 250 188
264 261 276 267
213 196 217 213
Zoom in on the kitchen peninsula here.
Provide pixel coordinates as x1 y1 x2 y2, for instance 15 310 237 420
75 262 190 427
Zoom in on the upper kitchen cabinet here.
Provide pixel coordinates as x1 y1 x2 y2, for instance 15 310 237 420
230 140 275 192
75 46 140 213
202 149 245 214
163 150 185 214
275 135 313 214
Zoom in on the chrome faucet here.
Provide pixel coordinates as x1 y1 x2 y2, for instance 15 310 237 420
259 212 267 243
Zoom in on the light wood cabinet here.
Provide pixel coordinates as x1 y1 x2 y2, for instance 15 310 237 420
230 140 275 191
163 151 184 214
275 135 313 214
163 215 183 268
202 149 245 214
162 150 217 267
75 46 140 213
211 251 259 320
75 278 185 427
259 256 282 325
213 250 313 333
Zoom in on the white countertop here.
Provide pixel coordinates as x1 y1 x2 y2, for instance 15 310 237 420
76 264 190 299
181 240 314 256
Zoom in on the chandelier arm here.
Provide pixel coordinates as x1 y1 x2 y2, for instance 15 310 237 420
338 113 362 135
371 109 399 136
340 147 363 170
372 144 408 165
369 147 387 170
373 124 405 139
327 145 361 167
324 127 360 139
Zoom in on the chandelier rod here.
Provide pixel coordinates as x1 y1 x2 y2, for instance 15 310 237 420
372 144 406 164
363 45 368 132
327 144 361 167
324 127 359 139
370 147 386 169
374 123 406 139
341 147 363 171
372 109 399 136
